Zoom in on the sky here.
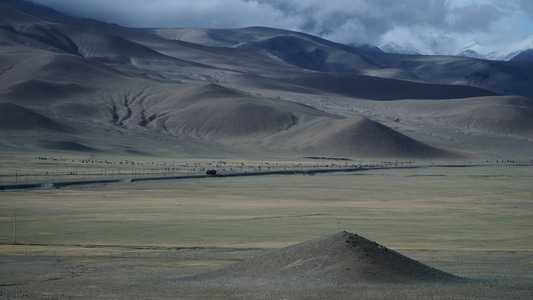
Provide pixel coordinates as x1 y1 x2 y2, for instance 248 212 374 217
31 0 533 56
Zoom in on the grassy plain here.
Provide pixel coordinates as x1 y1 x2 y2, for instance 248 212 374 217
1 164 531 253
1 160 532 298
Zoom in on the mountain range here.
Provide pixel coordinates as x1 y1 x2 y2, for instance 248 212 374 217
1 0 532 160
379 35 533 61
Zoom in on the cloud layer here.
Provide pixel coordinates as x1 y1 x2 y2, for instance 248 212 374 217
32 0 533 53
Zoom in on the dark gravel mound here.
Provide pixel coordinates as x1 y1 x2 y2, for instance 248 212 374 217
189 232 461 287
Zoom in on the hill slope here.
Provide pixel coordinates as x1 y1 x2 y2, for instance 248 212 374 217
0 3 532 159
157 27 533 98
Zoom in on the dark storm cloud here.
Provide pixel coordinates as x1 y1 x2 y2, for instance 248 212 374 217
32 0 292 29
517 0 533 16
253 0 453 43
447 2 504 32
31 0 532 48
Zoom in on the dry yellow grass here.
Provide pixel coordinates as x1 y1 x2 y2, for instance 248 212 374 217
1 155 532 299
1 163 531 253
0 135 530 297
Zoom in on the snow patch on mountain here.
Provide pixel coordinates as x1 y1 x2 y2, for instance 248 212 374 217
378 42 422 55
379 33 533 61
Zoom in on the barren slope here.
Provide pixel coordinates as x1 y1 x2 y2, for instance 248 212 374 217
188 232 461 287
360 96 533 140
158 27 533 98
287 73 497 100
311 117 457 158
0 103 72 132
1 3 532 159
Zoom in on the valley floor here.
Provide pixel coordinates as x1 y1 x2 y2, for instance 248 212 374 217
0 164 531 299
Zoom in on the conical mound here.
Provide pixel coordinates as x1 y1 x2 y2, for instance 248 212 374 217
196 232 460 285
313 117 457 158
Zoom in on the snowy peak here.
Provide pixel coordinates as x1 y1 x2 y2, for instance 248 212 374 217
426 33 454 55
455 41 497 60
379 34 533 61
379 42 422 55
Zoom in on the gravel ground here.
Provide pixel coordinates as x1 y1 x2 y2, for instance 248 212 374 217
1 232 531 299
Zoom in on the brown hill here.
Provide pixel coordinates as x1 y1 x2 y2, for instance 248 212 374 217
190 232 460 286
156 84 334 140
0 103 72 132
159 27 533 98
308 117 457 158
161 86 300 140
289 73 497 100
371 53 533 98
39 140 98 152
366 96 533 140
1 4 532 159
257 116 458 158
145 83 457 158
3 80 92 104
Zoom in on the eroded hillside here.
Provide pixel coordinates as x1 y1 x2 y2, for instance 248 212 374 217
1 3 532 160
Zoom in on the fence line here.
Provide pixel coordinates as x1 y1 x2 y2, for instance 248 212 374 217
0 158 528 185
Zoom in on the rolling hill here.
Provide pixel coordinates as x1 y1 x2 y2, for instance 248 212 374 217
1 1 532 160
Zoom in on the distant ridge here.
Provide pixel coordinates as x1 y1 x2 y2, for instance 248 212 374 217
156 27 533 98
0 103 72 132
0 0 73 23
290 73 497 100
510 49 533 61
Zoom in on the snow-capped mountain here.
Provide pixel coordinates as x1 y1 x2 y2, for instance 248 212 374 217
455 41 497 60
378 42 422 55
379 36 533 61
